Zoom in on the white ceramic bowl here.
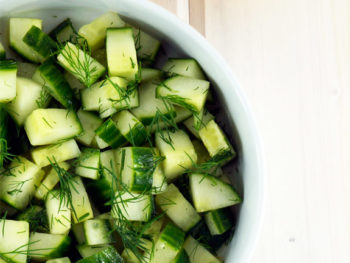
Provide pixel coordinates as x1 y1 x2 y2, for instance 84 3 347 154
0 0 265 262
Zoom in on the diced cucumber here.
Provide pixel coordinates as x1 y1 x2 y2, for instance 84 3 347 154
72 223 86 245
91 135 110 150
46 190 71 235
76 110 103 146
106 28 138 80
83 219 113 246
78 12 125 52
17 62 38 78
143 216 166 241
131 82 175 125
29 232 71 261
150 223 185 263
155 129 197 180
22 26 56 63
156 76 209 112
92 48 107 68
50 18 77 43
192 139 210 164
140 68 163 83
63 71 85 98
204 208 233 235
0 60 17 103
9 18 43 62
151 155 168 194
31 139 80 167
183 109 214 139
0 220 29 263
162 58 206 80
96 111 146 148
46 257 71 263
0 42 5 59
121 249 140 263
35 162 70 200
75 148 100 180
183 236 221 263
57 42 106 87
81 77 139 119
198 120 236 164
189 174 241 212
16 205 49 233
24 108 83 146
0 156 43 210
5 77 50 126
173 249 190 263
155 184 200 232
133 28 160 65
70 176 94 223
77 245 112 259
111 192 153 222
76 246 123 263
116 147 157 192
32 59 78 110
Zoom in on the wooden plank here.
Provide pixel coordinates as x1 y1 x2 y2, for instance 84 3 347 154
189 0 206 35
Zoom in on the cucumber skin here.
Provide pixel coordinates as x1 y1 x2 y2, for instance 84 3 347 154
76 246 123 263
173 249 190 263
16 205 49 233
205 208 233 235
0 59 17 70
124 123 147 146
130 147 154 192
49 18 77 43
35 59 79 110
22 26 56 60
160 223 185 251
95 119 127 149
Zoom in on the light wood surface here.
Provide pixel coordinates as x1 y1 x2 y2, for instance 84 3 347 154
150 0 350 262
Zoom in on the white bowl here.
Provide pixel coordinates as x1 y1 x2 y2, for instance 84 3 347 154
0 0 265 262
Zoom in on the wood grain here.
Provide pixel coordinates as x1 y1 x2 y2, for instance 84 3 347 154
151 0 350 262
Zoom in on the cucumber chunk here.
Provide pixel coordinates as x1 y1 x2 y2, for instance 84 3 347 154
116 147 157 192
162 58 206 80
106 28 138 80
77 245 112 259
0 156 43 210
111 191 153 222
155 129 197 180
24 108 83 146
81 77 139 119
76 110 103 146
0 59 17 103
57 42 106 87
75 148 100 180
70 176 94 223
0 42 5 59
5 77 50 126
140 68 163 83
133 28 160 66
189 174 241 212
22 26 56 63
50 18 77 44
198 120 236 164
72 223 86 245
29 232 71 261
9 18 43 62
150 223 185 263
173 249 190 263
156 76 209 112
32 59 78 110
31 139 80 167
204 208 233 235
0 220 29 263
46 190 71 235
34 162 70 200
78 12 125 52
131 82 175 125
91 135 110 150
16 205 49 233
183 108 214 139
46 257 71 263
83 219 114 246
156 184 201 232
76 246 123 263
183 236 221 263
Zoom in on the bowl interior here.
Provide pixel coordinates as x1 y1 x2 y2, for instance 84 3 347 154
0 0 265 262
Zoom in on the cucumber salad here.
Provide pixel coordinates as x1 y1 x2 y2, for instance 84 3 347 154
0 12 241 263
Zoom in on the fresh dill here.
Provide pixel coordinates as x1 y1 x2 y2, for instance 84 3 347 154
1 211 7 238
0 240 53 257
42 117 53 128
0 138 17 167
35 86 50 108
7 178 32 196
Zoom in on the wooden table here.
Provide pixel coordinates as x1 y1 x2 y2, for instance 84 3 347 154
150 0 350 262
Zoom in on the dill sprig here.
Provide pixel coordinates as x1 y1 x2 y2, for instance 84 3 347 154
6 178 31 196
56 38 97 87
0 138 17 168
35 86 50 108
0 240 54 257
47 157 79 220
